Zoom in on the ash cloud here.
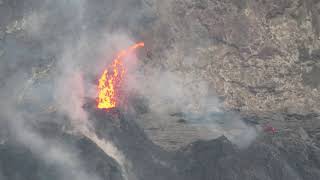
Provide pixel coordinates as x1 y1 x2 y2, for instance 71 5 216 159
135 70 257 148
0 0 150 179
127 43 258 148
0 1 258 180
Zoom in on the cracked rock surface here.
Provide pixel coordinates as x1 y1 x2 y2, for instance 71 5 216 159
1 0 320 180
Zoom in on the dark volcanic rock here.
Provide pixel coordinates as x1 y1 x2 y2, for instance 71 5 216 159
1 0 320 180
84 101 180 180
84 100 320 180
0 143 59 180
303 66 320 89
3 111 320 180
0 133 124 180
174 134 320 180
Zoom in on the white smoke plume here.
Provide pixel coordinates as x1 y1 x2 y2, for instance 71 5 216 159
0 0 144 179
127 46 258 148
0 1 259 180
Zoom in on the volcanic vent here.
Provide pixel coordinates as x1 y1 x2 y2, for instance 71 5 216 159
2 1 320 180
78 42 181 180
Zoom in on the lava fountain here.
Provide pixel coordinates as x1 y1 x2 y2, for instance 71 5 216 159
97 42 144 110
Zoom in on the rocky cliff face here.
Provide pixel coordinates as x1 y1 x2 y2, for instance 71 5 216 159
146 0 320 114
1 0 320 180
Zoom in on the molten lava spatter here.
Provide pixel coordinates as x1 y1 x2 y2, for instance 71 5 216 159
97 42 144 110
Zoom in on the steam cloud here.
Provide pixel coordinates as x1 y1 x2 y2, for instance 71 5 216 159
0 0 258 179
0 0 143 179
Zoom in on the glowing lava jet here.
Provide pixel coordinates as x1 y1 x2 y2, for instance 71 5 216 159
97 42 144 110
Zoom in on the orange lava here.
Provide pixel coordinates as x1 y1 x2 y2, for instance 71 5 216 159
97 42 144 110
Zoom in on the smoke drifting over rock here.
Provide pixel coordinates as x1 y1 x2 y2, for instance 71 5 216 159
1 0 320 180
0 0 147 179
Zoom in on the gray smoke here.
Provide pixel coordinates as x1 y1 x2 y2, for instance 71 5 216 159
0 0 146 179
0 1 259 180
